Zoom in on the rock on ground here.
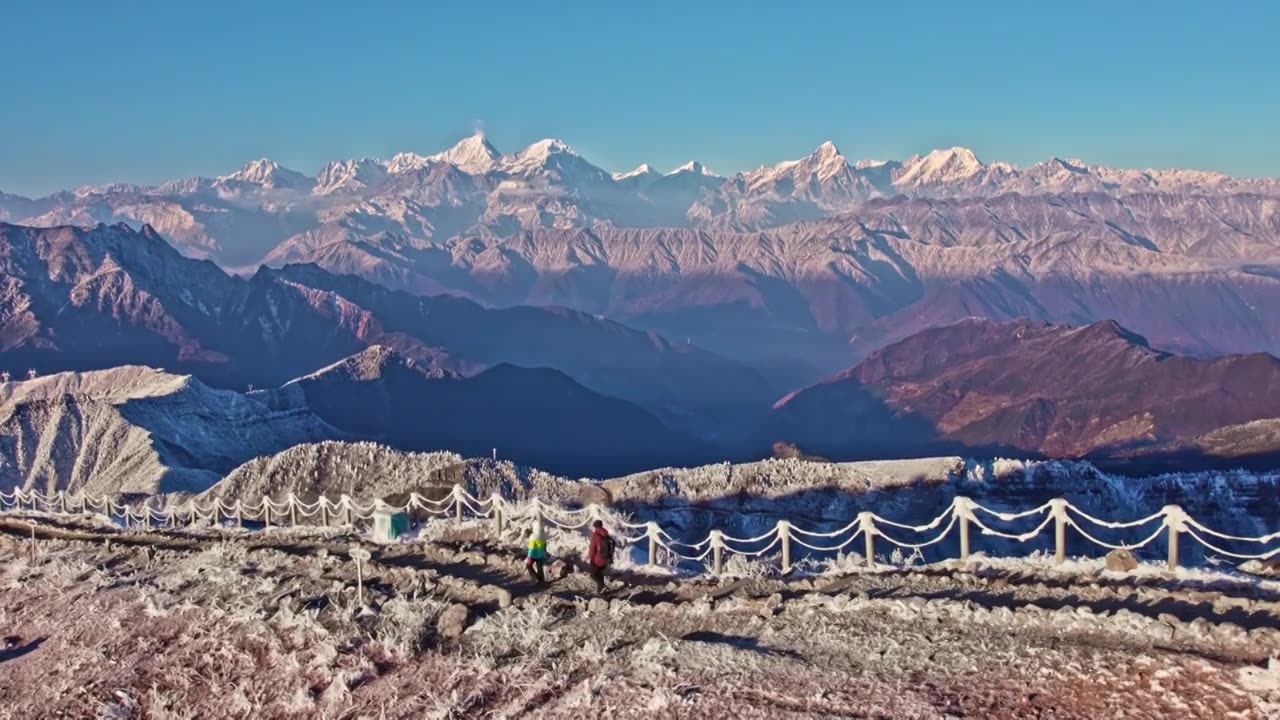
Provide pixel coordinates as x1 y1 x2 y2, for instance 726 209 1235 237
1106 548 1140 572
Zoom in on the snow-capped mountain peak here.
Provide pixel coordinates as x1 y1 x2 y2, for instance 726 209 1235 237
427 131 500 174
386 152 434 175
741 141 854 192
227 158 280 181
613 163 658 181
894 146 988 188
498 138 601 180
813 140 841 157
218 158 314 191
516 138 577 161
809 141 850 179
314 158 389 195
667 161 720 178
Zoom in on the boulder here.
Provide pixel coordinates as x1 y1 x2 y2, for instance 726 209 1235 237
436 604 471 640
761 593 784 618
588 597 609 614
1105 549 1139 572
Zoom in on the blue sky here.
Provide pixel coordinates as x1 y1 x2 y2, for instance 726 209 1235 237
2 1 1277 196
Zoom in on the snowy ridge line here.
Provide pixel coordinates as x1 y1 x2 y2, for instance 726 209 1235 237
2 486 1278 572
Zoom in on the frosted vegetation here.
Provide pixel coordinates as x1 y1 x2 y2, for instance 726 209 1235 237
2 510 1278 717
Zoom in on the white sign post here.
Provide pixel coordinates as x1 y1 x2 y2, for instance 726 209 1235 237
349 546 371 607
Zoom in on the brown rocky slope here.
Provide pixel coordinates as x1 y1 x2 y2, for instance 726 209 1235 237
765 318 1280 468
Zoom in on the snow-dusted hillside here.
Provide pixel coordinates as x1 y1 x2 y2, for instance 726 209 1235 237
0 367 341 495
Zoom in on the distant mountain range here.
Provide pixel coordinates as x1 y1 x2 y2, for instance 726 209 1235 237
4 133 1277 384
5 134 1278 269
2 132 1280 482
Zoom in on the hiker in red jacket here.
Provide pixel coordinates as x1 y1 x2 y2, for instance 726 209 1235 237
586 520 614 595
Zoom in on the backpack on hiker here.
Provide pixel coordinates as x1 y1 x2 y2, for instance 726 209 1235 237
597 532 614 566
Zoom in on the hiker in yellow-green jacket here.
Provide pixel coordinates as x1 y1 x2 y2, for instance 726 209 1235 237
526 521 548 584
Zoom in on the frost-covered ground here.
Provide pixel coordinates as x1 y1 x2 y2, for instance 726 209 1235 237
1 513 1278 718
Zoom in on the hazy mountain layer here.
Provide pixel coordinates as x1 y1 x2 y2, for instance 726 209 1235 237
266 346 712 477
278 192 1280 382
0 222 772 429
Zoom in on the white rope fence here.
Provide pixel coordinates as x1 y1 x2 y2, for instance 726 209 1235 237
2 485 1277 576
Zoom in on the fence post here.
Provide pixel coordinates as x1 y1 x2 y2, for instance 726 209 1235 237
859 512 875 568
234 500 243 528
144 503 152 530
288 493 298 526
1163 505 1184 571
647 522 659 567
340 495 353 526
492 493 505 536
710 530 724 576
57 492 67 514
319 497 329 528
1051 499 1067 565
955 497 972 562
453 485 464 526
778 520 791 574
264 497 272 528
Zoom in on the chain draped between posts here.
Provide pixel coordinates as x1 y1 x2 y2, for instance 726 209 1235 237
2 485 1277 575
